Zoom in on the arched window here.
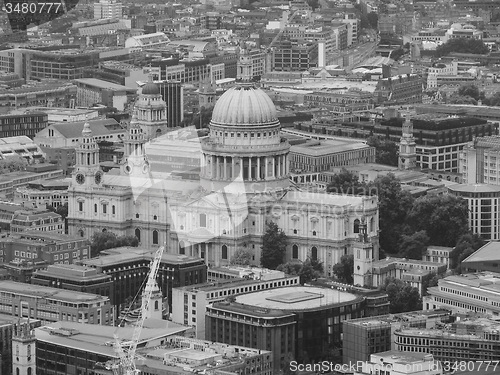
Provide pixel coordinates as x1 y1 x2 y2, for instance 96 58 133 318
154 300 159 310
179 241 185 255
16 345 19 356
135 228 141 242
200 213 207 228
370 217 374 233
28 368 32 375
152 230 159 245
222 245 228 259
311 246 318 261
16 368 20 375
354 219 360 234
78 229 84 238
292 244 298 259
27 344 31 357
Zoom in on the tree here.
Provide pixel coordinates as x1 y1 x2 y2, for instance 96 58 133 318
447 94 477 105
278 257 323 284
326 168 366 195
450 233 485 271
367 12 378 29
398 230 429 260
230 248 253 266
406 194 469 247
367 174 414 254
260 222 288 269
457 84 480 100
0 155 28 173
332 254 354 284
90 231 139 258
366 136 399 166
382 277 422 313
435 38 489 57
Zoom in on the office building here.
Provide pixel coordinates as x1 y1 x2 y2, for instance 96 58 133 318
93 0 122 19
172 271 300 339
157 81 184 128
374 74 423 105
79 247 207 312
355 351 442 375
424 272 500 314
73 78 136 111
35 324 271 375
342 310 451 364
0 82 77 109
10 206 63 234
273 40 318 72
0 166 63 200
32 263 114 301
422 246 453 269
448 184 500 240
0 113 47 139
304 88 374 114
14 179 70 208
206 286 365 370
0 281 112 324
460 136 500 185
0 136 45 163
395 315 500 362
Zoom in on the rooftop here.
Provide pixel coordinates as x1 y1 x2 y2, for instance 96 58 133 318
0 280 108 303
370 350 435 364
290 139 371 156
35 321 188 358
33 264 110 281
448 183 500 193
50 119 123 139
463 242 500 264
234 286 360 311
74 78 137 92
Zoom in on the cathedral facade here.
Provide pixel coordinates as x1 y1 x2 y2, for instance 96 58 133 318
68 80 379 276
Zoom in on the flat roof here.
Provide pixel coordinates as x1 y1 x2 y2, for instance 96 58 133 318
74 78 136 92
290 139 370 156
0 281 108 302
234 286 359 311
35 321 188 358
448 183 500 193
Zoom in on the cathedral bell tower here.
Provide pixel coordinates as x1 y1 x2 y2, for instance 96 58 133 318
121 115 150 177
198 75 217 110
237 41 253 82
398 113 417 170
353 217 373 287
12 320 36 375
73 119 103 188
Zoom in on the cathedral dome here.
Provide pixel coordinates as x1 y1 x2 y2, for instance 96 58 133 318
211 84 278 126
141 82 160 95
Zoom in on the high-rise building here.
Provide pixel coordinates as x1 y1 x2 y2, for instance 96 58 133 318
94 0 123 19
157 80 184 128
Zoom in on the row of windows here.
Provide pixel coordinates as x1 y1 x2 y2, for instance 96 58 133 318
440 286 488 302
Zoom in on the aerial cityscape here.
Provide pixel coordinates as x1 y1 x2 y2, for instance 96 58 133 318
1 0 500 374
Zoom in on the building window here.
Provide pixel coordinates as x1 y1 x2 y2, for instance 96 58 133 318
78 201 83 211
136 213 139 218
102 204 107 214
135 228 141 242
222 245 228 259
311 246 318 261
179 241 185 255
370 217 374 232
354 219 360 233
292 244 298 259
94 204 98 213
112 205 115 215
152 230 159 245
200 213 207 227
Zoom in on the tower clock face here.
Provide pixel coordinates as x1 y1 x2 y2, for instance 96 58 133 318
95 171 103 185
76 173 85 185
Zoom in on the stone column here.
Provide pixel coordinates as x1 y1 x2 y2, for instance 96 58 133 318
277 156 281 177
257 157 261 180
224 157 227 180
272 157 276 178
231 157 235 179
265 157 268 179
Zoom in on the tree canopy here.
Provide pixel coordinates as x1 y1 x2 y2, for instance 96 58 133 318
278 257 323 284
230 248 253 266
260 222 288 269
0 155 28 174
398 230 429 260
435 38 489 57
450 233 485 271
406 194 469 247
382 277 422 313
332 254 354 284
90 231 139 258
326 168 365 195
366 136 399 166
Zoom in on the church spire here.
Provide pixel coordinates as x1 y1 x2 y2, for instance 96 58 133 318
237 40 253 83
398 112 417 170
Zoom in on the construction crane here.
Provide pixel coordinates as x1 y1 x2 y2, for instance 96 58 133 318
111 244 165 375
265 9 301 73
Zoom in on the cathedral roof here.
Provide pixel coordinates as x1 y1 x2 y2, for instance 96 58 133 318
211 84 278 127
141 82 160 95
